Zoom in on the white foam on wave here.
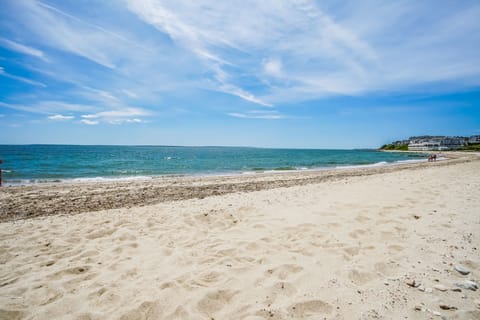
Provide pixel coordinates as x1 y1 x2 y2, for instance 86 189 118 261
71 176 154 183
4 175 155 186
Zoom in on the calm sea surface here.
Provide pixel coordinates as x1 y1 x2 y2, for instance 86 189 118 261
0 145 426 185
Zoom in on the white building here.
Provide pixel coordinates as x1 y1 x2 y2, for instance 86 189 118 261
469 135 480 144
408 136 466 151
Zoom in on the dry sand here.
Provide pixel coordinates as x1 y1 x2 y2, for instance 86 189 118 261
1 154 479 319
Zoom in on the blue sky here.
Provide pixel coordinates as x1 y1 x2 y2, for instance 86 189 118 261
0 0 479 148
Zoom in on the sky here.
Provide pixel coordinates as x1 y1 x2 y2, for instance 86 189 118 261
0 0 479 148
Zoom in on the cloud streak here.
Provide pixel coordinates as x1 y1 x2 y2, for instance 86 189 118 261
0 66 46 87
228 110 288 120
81 107 151 124
48 114 74 121
0 38 47 61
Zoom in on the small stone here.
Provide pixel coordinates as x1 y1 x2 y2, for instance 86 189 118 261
455 280 478 291
406 279 420 288
425 288 433 293
454 265 470 275
418 285 425 292
450 288 462 292
439 304 457 310
434 284 448 292
432 311 442 316
414 305 423 311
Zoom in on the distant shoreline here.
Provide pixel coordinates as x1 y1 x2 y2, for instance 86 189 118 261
1 152 477 222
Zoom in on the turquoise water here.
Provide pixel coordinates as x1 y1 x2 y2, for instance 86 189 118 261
0 145 426 185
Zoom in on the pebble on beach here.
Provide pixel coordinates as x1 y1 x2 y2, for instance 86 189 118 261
406 279 421 288
455 280 478 291
433 284 449 292
439 304 457 310
454 265 471 275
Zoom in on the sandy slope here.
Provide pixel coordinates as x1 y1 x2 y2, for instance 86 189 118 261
0 158 479 319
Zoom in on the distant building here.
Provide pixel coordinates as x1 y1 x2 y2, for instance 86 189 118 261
408 136 467 151
469 135 480 144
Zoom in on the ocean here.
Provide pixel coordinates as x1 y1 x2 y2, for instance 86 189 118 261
0 145 427 185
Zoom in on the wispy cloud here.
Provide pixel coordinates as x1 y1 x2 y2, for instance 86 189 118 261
0 101 95 115
126 0 480 104
228 110 287 120
37 1 152 53
47 114 74 121
81 107 151 124
10 1 122 69
1 0 479 127
0 38 47 61
126 0 275 106
80 119 99 125
0 66 46 87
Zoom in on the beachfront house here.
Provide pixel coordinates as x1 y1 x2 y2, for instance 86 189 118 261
469 135 480 144
408 136 466 151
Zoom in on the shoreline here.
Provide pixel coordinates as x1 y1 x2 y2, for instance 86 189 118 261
0 152 477 222
1 157 428 187
1 153 430 187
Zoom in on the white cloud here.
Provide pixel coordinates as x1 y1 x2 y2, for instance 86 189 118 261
2 0 479 120
0 38 47 61
127 118 143 123
263 58 283 77
228 110 286 120
126 0 480 104
80 119 99 125
126 0 276 106
48 114 74 121
81 114 99 119
81 107 150 124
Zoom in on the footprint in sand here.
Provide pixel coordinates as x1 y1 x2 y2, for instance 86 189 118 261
288 300 333 317
190 270 226 287
343 246 360 256
354 215 371 223
197 289 238 315
119 300 164 320
164 306 190 320
348 269 374 285
38 288 64 306
86 228 116 240
349 229 367 239
265 264 303 280
387 244 404 252
374 261 398 276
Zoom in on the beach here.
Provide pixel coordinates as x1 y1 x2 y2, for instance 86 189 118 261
1 154 479 319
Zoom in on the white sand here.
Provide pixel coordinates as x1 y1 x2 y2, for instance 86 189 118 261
1 158 479 319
